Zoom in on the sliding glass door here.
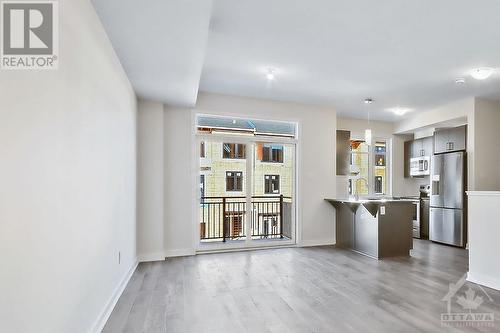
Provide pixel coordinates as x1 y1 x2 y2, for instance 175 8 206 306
196 115 297 250
251 142 294 240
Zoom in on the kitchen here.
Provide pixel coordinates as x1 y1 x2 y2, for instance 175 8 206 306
329 115 469 259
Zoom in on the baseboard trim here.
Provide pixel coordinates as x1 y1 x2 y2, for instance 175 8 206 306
467 272 500 291
299 239 336 247
165 248 195 258
138 252 165 262
90 260 138 333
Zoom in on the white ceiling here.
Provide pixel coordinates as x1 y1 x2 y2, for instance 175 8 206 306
92 0 212 106
94 0 500 121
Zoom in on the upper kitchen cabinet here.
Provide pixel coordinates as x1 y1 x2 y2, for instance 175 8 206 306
404 136 434 178
434 125 466 154
336 130 351 176
412 137 433 157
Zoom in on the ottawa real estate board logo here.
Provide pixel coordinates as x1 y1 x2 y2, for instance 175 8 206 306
1 1 58 69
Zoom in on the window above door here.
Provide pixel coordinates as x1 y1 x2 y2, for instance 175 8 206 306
197 115 297 139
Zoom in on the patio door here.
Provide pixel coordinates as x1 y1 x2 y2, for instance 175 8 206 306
197 134 296 251
250 142 294 241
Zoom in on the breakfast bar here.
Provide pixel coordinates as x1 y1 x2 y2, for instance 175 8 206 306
325 198 414 259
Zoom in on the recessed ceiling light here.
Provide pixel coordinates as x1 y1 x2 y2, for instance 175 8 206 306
455 78 466 85
364 98 373 104
470 67 495 80
388 107 411 116
266 69 275 81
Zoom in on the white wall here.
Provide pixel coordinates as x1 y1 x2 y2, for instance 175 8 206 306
163 106 197 256
467 192 500 291
0 1 137 332
140 92 337 255
137 101 165 261
394 98 474 134
470 99 500 191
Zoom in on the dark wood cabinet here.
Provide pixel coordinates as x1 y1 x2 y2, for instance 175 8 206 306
336 130 351 176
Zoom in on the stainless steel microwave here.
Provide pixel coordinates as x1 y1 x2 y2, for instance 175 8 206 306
410 156 430 176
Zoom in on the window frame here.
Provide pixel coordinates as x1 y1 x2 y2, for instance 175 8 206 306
264 174 280 194
262 144 284 163
348 137 391 197
226 171 243 192
194 113 299 251
200 141 206 158
222 143 246 159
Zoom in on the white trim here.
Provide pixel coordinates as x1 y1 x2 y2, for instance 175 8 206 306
467 272 500 291
165 248 196 258
194 113 299 252
90 260 138 333
299 238 336 247
137 252 165 262
466 191 500 196
198 239 296 252
197 243 297 255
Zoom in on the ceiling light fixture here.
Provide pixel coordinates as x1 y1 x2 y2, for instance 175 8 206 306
470 67 495 80
266 69 275 81
455 78 466 85
364 98 373 145
389 107 411 116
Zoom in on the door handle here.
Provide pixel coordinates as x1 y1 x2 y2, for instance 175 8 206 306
449 142 454 150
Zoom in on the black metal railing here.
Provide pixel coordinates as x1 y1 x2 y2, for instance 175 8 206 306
199 195 292 242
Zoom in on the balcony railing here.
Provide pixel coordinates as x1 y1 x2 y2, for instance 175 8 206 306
199 195 292 242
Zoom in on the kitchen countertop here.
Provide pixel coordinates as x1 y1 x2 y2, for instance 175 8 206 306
325 197 417 218
325 197 419 204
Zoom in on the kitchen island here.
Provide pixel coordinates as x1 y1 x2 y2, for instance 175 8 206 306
325 198 415 259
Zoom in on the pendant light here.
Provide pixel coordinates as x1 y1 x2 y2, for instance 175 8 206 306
365 128 372 146
364 98 373 145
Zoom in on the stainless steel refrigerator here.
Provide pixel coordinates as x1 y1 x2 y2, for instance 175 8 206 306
430 151 466 247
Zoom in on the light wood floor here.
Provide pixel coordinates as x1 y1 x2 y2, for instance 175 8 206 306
103 240 500 332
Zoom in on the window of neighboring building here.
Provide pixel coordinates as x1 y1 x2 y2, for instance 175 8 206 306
264 175 280 194
200 141 206 158
374 141 387 195
223 143 246 159
262 144 283 163
226 171 243 191
200 175 205 200
374 176 383 194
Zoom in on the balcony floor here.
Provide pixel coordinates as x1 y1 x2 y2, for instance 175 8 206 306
103 239 500 333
